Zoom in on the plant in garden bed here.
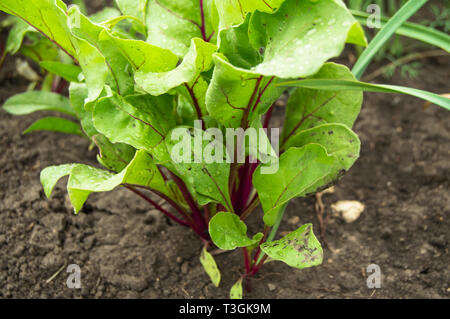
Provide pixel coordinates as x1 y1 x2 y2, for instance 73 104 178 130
1 0 449 298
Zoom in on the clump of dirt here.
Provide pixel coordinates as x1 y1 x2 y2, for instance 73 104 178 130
0 20 448 299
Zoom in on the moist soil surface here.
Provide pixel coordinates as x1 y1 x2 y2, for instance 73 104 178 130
0 15 449 300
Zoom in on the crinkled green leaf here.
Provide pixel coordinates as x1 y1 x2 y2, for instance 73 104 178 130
41 150 171 213
93 92 176 161
218 14 262 70
206 54 282 128
200 247 221 287
105 33 179 74
260 223 323 269
246 0 366 78
281 63 363 144
146 0 216 57
0 0 77 60
214 0 285 32
165 126 232 209
93 134 136 173
253 144 334 226
68 6 135 98
3 91 75 116
136 38 217 96
23 117 84 136
209 212 262 250
39 61 82 82
230 277 243 299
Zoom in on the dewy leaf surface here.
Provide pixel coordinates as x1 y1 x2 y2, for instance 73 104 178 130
209 212 261 250
0 0 77 60
41 150 171 213
247 0 366 78
261 223 323 269
253 144 335 226
146 0 216 57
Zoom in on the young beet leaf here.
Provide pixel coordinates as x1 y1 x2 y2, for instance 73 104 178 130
1 0 449 299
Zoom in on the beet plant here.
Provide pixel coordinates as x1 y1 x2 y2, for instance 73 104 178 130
1 0 449 298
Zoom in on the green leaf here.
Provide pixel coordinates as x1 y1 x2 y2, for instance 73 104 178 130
284 123 361 193
20 37 59 63
230 277 243 299
23 117 84 136
69 82 98 137
136 38 217 96
3 91 75 116
214 0 286 32
209 212 262 250
146 0 216 57
260 223 323 269
89 7 121 23
165 126 232 209
68 6 135 98
115 0 148 25
93 92 176 160
245 0 366 78
278 78 450 111
93 134 136 173
351 10 450 53
5 17 35 55
206 54 282 128
352 0 428 79
253 144 335 226
41 149 171 213
200 247 221 287
0 0 77 60
281 63 362 145
40 164 75 198
39 61 82 82
218 14 262 70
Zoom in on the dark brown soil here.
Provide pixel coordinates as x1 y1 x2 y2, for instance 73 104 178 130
0 14 449 299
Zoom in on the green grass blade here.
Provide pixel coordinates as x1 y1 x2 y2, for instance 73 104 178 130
352 0 428 79
278 79 450 111
351 10 450 52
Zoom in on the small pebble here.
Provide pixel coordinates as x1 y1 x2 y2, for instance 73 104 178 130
332 200 365 223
